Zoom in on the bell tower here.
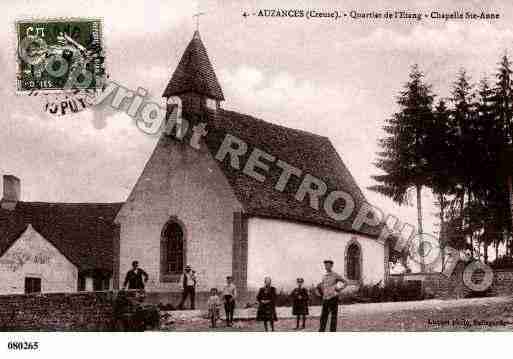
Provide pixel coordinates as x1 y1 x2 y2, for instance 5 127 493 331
162 30 224 119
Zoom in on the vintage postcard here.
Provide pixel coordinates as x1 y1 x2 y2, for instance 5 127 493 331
1 0 513 357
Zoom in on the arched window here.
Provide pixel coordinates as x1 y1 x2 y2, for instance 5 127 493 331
161 221 185 275
346 242 362 281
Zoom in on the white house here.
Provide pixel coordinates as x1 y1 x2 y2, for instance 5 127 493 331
0 175 121 294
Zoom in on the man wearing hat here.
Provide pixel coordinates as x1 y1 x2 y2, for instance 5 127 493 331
317 259 346 332
178 265 197 310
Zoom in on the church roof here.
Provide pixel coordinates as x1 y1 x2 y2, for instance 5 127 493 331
162 31 224 100
203 109 382 238
0 202 122 273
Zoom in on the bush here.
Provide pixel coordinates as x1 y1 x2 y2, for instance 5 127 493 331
275 289 291 307
490 256 513 269
464 288 492 298
113 292 160 331
252 280 427 307
158 302 176 311
342 280 425 303
274 287 323 307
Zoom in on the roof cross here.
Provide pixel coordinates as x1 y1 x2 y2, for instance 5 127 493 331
193 11 206 31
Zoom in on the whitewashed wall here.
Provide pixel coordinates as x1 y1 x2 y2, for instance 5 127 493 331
0 224 78 294
116 136 243 292
246 217 385 291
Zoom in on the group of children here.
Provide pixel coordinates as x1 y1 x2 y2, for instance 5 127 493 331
207 275 237 328
207 276 309 331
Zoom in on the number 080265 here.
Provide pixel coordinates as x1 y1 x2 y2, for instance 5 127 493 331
7 341 39 350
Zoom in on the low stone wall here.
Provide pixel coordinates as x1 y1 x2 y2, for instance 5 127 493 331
390 262 513 299
491 270 513 296
0 291 117 331
0 289 259 330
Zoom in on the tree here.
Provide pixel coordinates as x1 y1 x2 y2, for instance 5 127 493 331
494 55 513 145
474 77 496 262
448 69 479 256
442 68 513 261
370 64 435 271
430 99 455 269
492 56 513 256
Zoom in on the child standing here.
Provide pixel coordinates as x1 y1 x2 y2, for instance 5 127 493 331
207 288 221 328
256 277 278 332
222 276 237 327
290 278 309 329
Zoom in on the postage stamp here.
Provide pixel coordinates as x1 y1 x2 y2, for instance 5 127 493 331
15 18 105 94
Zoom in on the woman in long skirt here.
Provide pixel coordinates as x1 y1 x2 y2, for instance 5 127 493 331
256 276 278 331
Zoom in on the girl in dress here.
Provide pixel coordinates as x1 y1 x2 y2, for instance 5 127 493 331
256 276 278 331
206 288 221 328
290 277 309 329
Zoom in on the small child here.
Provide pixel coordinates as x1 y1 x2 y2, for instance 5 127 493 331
207 288 221 328
290 278 309 329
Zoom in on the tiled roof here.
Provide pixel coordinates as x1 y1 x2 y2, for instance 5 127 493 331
0 202 122 273
162 31 224 100
203 109 382 238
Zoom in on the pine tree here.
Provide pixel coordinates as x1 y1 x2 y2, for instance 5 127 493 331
370 64 435 270
429 99 454 268
449 69 477 256
493 55 513 256
475 77 499 262
495 55 513 145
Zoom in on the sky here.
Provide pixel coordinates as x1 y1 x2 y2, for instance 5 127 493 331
2 0 513 241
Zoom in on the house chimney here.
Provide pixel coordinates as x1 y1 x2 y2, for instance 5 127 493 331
1 175 20 210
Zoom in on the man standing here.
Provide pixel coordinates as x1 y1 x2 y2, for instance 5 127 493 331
222 275 237 326
178 265 197 310
317 259 346 332
123 260 149 290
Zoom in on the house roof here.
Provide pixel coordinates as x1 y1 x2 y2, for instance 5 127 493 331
0 201 122 273
203 109 382 238
162 31 224 101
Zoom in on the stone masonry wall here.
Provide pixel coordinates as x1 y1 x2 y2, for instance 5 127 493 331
392 262 513 299
0 291 117 331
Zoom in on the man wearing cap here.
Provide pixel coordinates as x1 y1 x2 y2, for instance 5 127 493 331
317 259 346 332
178 265 197 310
